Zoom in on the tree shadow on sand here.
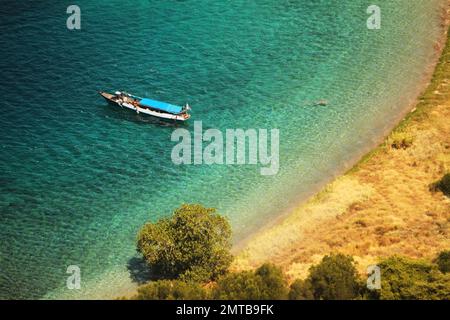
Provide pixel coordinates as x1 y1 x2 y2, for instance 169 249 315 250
127 256 159 285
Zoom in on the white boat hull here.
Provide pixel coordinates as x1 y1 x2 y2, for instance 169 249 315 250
121 102 189 121
99 91 191 121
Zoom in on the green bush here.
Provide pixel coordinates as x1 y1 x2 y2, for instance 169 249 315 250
307 254 361 300
436 250 450 274
435 174 450 197
255 263 289 299
213 263 288 300
289 279 314 300
372 256 450 300
133 280 208 300
137 204 233 282
213 271 262 300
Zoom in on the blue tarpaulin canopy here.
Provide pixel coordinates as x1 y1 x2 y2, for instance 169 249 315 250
139 98 183 114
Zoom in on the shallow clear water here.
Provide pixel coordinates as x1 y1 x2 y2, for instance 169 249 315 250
0 0 445 299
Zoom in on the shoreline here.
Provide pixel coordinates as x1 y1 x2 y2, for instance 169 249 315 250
233 13 450 278
233 3 450 251
105 5 450 299
69 4 450 300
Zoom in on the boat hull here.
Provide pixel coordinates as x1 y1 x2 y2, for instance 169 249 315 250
98 91 190 122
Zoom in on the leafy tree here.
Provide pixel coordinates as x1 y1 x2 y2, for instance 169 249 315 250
213 271 263 300
372 256 450 300
289 279 314 300
436 250 450 274
308 254 360 300
255 263 289 299
213 264 288 300
133 280 208 300
137 204 232 282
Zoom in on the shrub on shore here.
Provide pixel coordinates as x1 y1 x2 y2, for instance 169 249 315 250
133 205 450 300
434 173 450 197
306 254 361 300
288 279 314 300
288 252 450 300
129 247 450 300
137 204 233 282
132 279 208 300
213 263 289 300
436 250 450 274
212 270 262 300
368 256 450 300
255 263 290 299
372 256 450 300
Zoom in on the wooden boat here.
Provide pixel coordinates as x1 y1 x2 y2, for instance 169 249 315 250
99 91 191 121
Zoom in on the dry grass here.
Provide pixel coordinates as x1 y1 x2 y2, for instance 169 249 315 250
233 23 450 281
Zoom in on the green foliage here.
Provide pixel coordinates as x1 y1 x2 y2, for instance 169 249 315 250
133 280 208 300
435 174 450 197
213 271 262 300
289 279 314 300
255 263 290 299
307 254 361 300
213 263 288 300
436 250 450 274
137 204 233 282
372 256 450 300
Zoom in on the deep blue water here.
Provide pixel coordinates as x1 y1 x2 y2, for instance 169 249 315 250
0 0 444 298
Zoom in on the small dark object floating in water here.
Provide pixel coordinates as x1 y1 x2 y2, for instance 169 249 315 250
99 91 191 121
314 100 328 106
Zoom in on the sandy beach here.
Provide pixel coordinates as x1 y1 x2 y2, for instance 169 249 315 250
233 18 450 280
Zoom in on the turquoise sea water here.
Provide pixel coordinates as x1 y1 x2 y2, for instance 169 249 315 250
0 1 445 299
